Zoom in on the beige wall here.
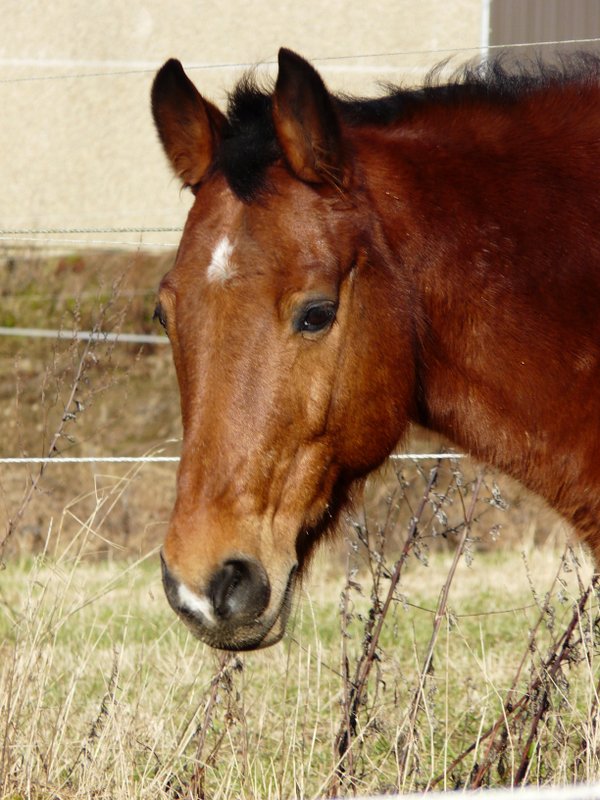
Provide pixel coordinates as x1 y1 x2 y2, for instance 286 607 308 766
0 1 484 250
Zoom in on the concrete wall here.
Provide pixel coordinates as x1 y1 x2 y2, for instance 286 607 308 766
0 1 484 249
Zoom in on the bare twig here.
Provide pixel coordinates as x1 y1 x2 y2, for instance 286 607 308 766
462 552 568 787
398 471 485 786
0 335 96 563
187 653 242 800
330 463 440 796
513 578 598 785
428 575 599 788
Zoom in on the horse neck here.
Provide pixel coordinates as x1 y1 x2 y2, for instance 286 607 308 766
355 124 600 541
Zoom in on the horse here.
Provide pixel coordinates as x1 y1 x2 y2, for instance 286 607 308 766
151 48 600 651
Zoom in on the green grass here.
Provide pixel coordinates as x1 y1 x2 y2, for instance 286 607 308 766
1 542 598 799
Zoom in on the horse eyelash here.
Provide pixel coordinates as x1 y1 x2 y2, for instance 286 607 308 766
153 303 168 330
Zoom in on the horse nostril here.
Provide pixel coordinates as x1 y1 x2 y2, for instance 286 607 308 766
209 558 270 622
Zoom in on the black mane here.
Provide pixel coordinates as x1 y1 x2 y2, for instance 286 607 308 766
214 54 600 202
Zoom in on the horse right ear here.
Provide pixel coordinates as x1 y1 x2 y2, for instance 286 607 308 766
272 48 349 188
151 59 225 189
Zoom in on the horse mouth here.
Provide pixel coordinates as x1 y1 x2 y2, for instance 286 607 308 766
164 561 298 652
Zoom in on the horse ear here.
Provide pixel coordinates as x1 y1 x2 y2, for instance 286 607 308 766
151 59 225 188
272 48 348 188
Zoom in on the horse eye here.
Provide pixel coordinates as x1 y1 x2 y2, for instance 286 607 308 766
153 302 168 330
297 301 337 334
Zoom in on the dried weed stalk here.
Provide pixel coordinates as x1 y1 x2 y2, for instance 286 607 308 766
328 459 600 794
329 460 488 796
183 653 245 800
432 565 600 789
0 277 133 564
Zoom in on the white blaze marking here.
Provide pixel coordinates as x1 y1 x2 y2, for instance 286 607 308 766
178 582 216 626
207 235 235 283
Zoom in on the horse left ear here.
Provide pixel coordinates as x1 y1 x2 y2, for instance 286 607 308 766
272 48 349 188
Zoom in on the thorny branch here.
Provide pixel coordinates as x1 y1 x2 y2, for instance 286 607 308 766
187 653 243 800
454 553 568 787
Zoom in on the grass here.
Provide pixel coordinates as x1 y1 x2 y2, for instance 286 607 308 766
1 536 599 799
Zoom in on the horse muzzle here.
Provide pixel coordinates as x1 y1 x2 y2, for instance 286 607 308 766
160 551 297 650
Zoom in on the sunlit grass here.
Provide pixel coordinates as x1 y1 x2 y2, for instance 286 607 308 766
1 535 598 799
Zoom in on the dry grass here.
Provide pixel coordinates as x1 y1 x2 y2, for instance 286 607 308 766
1 529 599 799
0 247 178 561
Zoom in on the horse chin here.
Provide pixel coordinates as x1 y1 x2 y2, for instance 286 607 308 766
176 565 297 652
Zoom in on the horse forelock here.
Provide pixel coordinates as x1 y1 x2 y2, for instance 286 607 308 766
214 76 280 201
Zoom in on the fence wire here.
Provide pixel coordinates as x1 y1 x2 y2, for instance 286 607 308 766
0 453 464 466
1 32 594 468
1 35 599 84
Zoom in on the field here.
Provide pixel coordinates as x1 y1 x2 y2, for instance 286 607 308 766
2 544 600 798
0 247 178 561
0 250 599 799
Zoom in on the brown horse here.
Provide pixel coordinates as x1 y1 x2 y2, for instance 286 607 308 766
151 48 600 651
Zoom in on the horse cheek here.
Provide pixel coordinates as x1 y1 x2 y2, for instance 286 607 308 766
337 321 414 475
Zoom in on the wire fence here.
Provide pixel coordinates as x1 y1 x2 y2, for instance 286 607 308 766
0 453 465 466
1 34 599 85
1 32 598 464
0 326 166 345
1 34 598 251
